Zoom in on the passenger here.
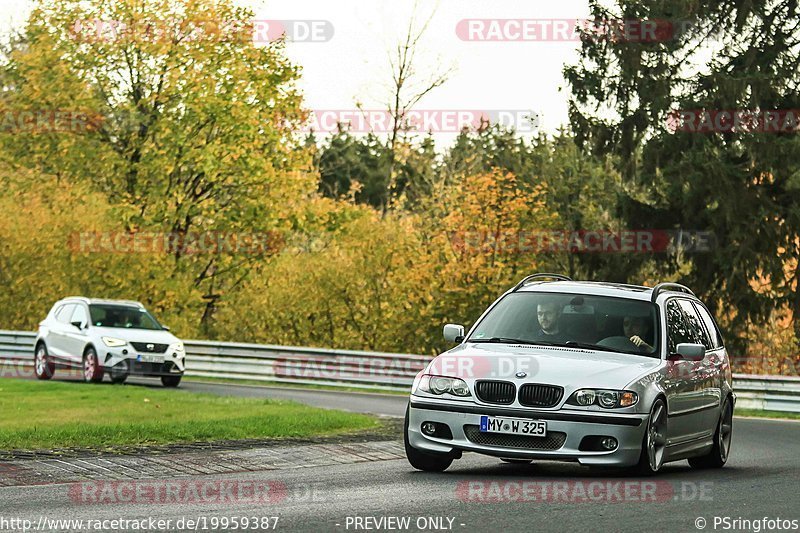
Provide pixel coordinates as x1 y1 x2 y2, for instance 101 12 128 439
535 301 567 343
623 315 654 352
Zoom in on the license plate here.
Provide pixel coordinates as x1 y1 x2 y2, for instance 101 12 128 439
480 416 547 436
138 354 164 364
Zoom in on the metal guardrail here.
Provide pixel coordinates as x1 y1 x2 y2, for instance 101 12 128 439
1 330 799 411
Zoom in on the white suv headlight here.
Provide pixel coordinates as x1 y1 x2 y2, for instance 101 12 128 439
414 375 472 397
102 337 127 348
171 342 185 352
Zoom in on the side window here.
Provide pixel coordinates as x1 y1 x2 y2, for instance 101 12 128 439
694 303 723 349
677 299 709 348
665 299 691 353
55 304 75 323
70 305 88 328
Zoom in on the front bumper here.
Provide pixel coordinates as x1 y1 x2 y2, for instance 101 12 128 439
408 397 647 467
101 347 185 377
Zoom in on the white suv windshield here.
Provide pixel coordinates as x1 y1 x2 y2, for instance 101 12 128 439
468 292 659 357
89 304 163 331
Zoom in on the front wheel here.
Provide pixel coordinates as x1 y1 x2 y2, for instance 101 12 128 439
34 344 55 380
633 398 668 475
83 348 103 383
110 373 128 384
161 375 182 387
404 406 453 472
688 397 733 469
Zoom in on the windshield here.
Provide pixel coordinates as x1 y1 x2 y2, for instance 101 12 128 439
468 292 659 357
89 304 163 331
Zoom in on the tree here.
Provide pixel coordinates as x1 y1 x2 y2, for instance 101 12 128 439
380 1 453 212
565 0 800 347
1 0 313 332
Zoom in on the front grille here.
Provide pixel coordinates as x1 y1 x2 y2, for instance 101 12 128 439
131 342 169 354
475 380 516 404
464 425 566 450
518 384 564 408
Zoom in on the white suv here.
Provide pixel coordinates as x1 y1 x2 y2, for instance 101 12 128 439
34 297 186 387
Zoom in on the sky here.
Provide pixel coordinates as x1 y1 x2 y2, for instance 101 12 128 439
0 0 591 143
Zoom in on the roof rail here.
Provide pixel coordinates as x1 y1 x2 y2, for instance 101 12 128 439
650 282 694 303
513 273 572 292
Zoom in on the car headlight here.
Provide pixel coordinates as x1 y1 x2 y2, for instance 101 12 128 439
171 342 185 353
414 375 471 397
567 389 638 409
102 337 127 348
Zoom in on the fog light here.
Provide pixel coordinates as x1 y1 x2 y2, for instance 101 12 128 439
122 349 128 355
419 421 453 439
600 437 618 450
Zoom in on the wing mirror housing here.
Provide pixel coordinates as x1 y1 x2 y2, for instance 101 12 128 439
71 321 84 330
668 343 706 362
443 323 465 343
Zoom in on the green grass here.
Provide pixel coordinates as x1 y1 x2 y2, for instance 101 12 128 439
735 407 800 420
0 378 381 450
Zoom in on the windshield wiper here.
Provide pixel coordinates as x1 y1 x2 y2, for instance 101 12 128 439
469 337 556 346
559 340 631 355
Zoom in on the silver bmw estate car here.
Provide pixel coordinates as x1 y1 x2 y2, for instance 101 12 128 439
34 297 186 387
405 274 734 475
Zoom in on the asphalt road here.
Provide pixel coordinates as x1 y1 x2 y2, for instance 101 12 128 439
133 377 409 417
1 417 798 532
2 377 799 533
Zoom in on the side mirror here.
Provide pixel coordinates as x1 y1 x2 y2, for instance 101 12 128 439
162 325 171 331
668 343 706 362
443 323 465 343
71 321 84 330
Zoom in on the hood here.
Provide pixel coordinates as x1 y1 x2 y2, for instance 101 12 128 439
91 326 180 345
425 342 662 390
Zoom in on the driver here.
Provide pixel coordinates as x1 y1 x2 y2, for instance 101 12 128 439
535 301 567 343
623 315 654 352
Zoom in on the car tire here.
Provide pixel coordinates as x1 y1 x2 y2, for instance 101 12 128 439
634 398 668 475
110 373 128 385
403 405 453 472
34 343 55 380
688 397 733 469
161 375 182 388
109 361 129 384
83 347 103 383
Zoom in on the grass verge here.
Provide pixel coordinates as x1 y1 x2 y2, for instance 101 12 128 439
182 375 410 395
735 407 800 420
0 378 381 450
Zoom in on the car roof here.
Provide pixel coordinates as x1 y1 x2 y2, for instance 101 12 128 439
58 297 144 308
515 280 693 302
